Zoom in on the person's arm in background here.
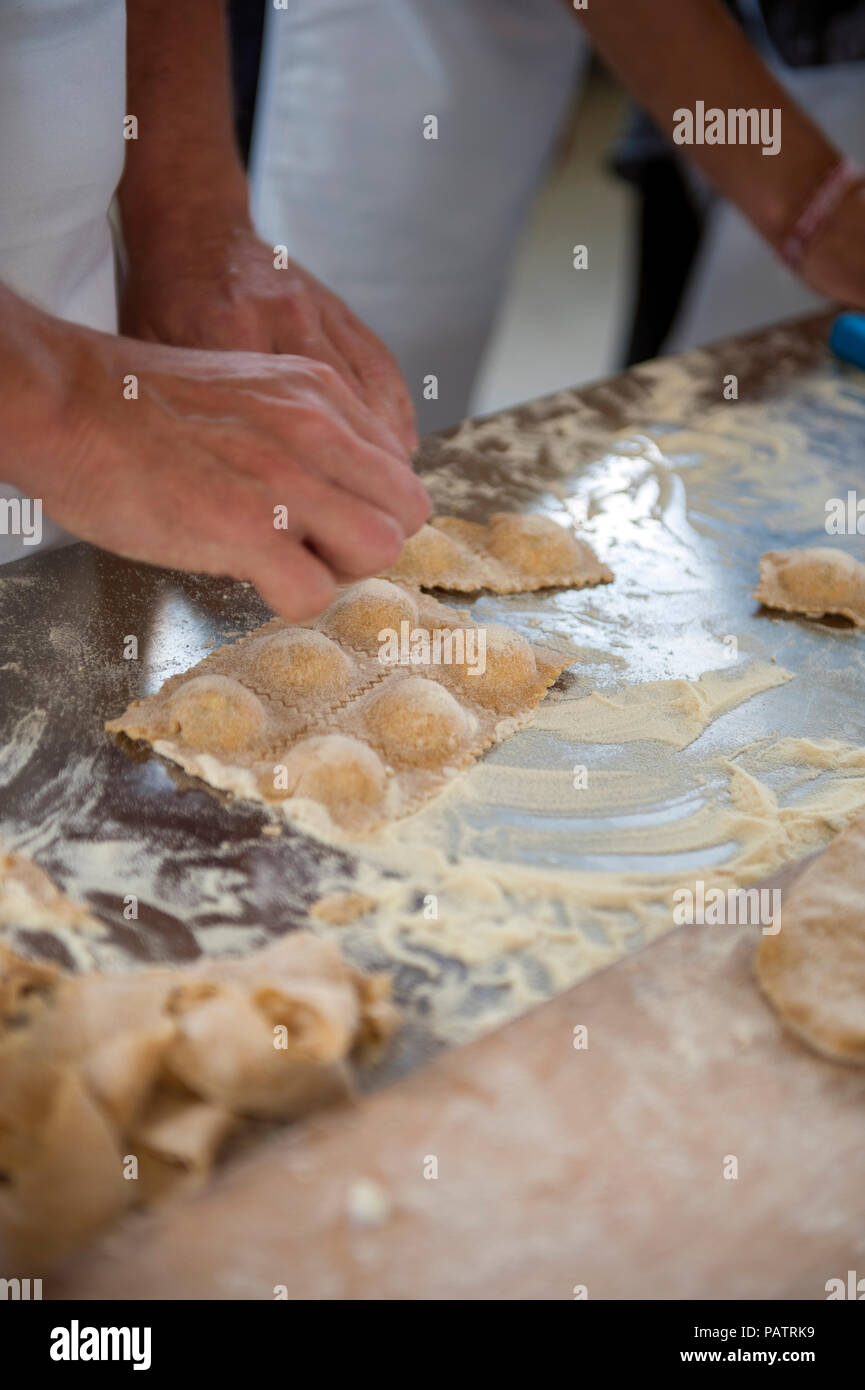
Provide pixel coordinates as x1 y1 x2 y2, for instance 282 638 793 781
119 0 417 451
574 0 865 308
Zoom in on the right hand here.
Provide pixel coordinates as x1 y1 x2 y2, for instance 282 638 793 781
4 308 430 621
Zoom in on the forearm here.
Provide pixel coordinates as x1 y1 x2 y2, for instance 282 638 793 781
0 284 75 491
119 0 251 263
575 0 840 246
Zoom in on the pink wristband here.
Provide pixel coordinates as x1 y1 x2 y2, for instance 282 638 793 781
780 157 865 269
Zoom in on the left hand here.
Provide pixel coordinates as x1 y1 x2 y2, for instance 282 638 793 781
120 222 418 453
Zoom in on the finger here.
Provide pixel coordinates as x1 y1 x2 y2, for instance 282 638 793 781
258 464 406 576
275 326 412 463
282 266 417 450
186 381 429 539
247 537 338 623
282 413 430 537
295 483 406 579
250 474 404 612
213 405 428 539
274 320 364 398
319 304 418 452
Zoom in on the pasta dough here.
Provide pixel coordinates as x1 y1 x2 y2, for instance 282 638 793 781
754 547 865 626
0 933 398 1265
757 808 865 1063
384 512 613 593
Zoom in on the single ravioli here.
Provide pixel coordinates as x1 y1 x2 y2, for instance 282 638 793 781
321 577 421 653
361 676 477 769
244 629 354 696
259 734 389 833
442 623 550 711
754 547 865 627
167 675 268 753
384 512 613 594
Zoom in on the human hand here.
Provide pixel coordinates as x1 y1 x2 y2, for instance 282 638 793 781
121 224 418 453
2 294 429 621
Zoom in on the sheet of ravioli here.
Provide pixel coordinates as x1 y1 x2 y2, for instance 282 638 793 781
383 511 614 593
106 579 573 835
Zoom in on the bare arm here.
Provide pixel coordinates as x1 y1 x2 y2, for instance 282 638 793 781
574 0 865 306
119 0 417 449
119 0 249 259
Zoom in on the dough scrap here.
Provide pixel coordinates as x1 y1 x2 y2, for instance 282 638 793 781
0 933 398 1265
0 849 104 937
754 547 865 626
384 512 613 593
107 580 572 834
757 809 865 1063
0 847 108 970
538 661 793 751
309 891 378 926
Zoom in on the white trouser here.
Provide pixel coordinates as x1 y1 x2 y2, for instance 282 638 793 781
0 0 125 563
250 0 587 434
666 60 865 353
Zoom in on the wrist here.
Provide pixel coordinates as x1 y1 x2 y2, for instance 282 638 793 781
778 158 865 270
119 167 253 272
755 143 843 251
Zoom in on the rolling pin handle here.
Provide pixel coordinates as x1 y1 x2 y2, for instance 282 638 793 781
830 312 865 370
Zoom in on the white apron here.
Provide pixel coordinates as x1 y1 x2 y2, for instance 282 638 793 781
0 0 125 563
250 0 586 433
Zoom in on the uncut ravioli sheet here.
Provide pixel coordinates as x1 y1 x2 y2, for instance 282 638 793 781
107 578 573 834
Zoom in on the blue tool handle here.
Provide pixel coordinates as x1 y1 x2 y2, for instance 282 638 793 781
830 312 865 369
